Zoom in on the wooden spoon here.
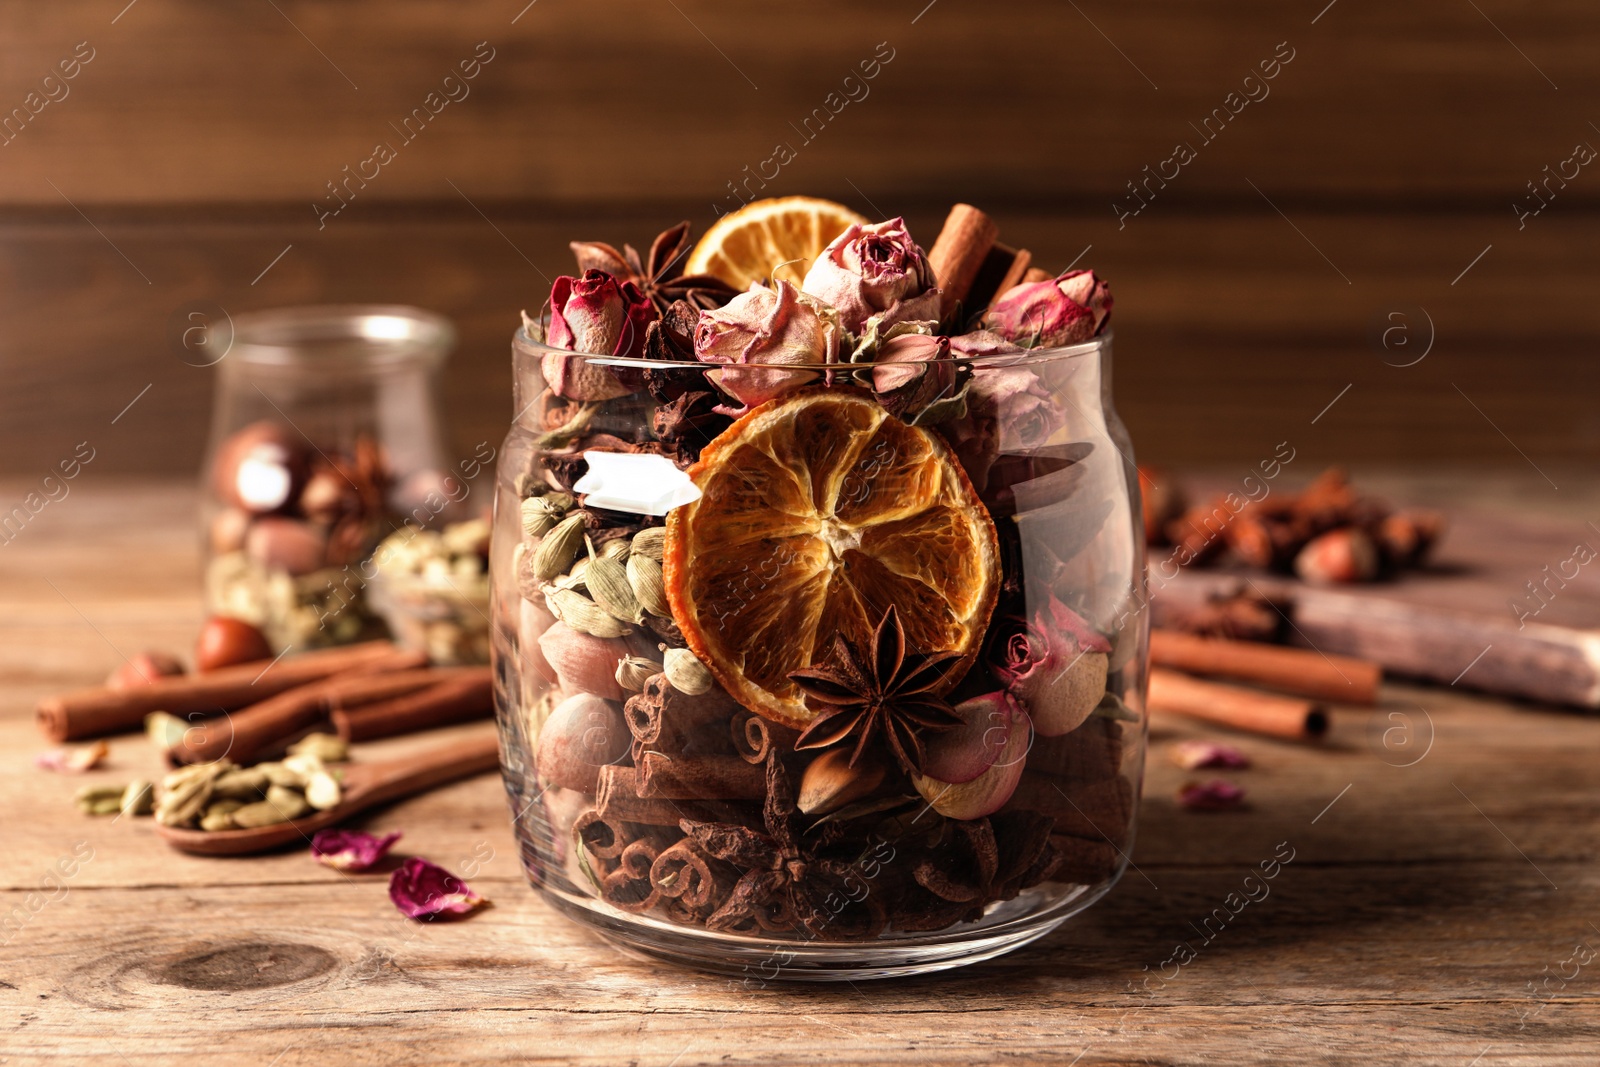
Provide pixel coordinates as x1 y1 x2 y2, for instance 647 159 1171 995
155 732 503 856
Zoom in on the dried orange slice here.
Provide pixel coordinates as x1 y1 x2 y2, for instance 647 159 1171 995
685 197 867 290
663 390 1000 727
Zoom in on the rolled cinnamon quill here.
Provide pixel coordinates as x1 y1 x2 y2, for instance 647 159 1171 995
331 668 493 742
927 203 998 320
594 766 726 828
36 640 408 743
622 675 741 755
1148 667 1329 741
635 752 765 801
169 647 428 764
1151 629 1379 705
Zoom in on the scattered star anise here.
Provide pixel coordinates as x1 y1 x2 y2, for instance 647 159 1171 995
571 222 739 317
789 606 967 777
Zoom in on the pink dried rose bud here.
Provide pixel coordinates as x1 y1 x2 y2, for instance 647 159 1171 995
800 217 941 333
692 280 839 412
34 739 110 773
945 364 1067 492
540 269 655 401
389 857 487 919
992 597 1112 737
1170 741 1251 771
912 691 1031 820
311 829 402 872
106 651 185 691
535 692 631 793
869 333 958 420
1178 779 1247 811
981 269 1112 348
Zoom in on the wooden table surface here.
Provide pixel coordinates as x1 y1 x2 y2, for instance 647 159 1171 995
3 478 1598 1066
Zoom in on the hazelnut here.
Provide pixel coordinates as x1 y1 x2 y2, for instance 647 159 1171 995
211 422 309 515
195 616 273 671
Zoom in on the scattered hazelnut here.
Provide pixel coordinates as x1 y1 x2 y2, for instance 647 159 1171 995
195 616 273 672
1294 527 1379 585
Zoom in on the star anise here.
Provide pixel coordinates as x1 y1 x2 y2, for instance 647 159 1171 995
789 606 967 777
571 222 739 317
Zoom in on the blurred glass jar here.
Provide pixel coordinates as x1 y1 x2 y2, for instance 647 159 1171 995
202 305 460 652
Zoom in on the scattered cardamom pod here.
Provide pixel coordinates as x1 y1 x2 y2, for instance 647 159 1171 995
663 648 713 695
281 753 328 781
614 655 662 693
155 761 229 827
230 798 294 829
287 732 349 763
533 513 587 581
145 710 190 751
212 766 270 799
199 799 245 832
265 784 312 820
120 780 154 817
545 587 632 638
586 554 643 624
304 771 342 811
74 785 126 816
626 554 670 618
631 527 666 563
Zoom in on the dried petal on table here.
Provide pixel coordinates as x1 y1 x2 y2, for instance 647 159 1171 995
389 857 488 919
1170 741 1251 771
313 829 403 872
1177 779 1248 811
35 740 109 773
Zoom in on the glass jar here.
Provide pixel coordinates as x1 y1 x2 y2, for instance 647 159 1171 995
202 305 460 653
490 325 1148 980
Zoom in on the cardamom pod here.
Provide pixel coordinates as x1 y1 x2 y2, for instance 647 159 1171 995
663 648 713 695
199 798 245 832
550 556 590 594
535 402 597 451
545 587 632 638
631 527 666 563
144 710 189 751
520 494 570 539
120 780 154 817
614 655 662 692
155 761 229 826
212 767 270 799
599 536 631 561
281 753 328 781
626 554 670 618
260 761 308 788
265 784 311 820
304 771 342 811
74 785 125 816
586 554 643 624
230 798 294 828
533 513 587 581
288 732 349 763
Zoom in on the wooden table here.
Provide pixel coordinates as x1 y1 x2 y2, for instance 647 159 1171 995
3 479 1597 1065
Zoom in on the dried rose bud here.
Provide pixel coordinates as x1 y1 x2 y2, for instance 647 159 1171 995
34 739 110 773
106 650 185 691
692 280 838 412
388 856 487 919
944 364 1067 492
869 333 958 420
1294 527 1379 585
1170 741 1251 771
800 217 939 333
981 269 1112 348
1178 779 1247 811
311 829 402 872
992 597 1112 737
541 269 654 401
911 692 1031 820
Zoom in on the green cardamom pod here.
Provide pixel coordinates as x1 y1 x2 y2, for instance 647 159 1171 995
74 784 125 815
265 784 311 820
586 555 642 624
614 655 662 692
520 495 570 539
599 536 631 561
631 527 666 563
545 587 632 638
260 761 307 788
212 767 270 799
626 554 670 618
663 648 713 695
120 780 154 817
304 771 342 811
230 798 293 829
533 513 588 582
144 710 189 751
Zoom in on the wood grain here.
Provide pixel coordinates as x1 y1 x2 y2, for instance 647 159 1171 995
3 481 1600 1063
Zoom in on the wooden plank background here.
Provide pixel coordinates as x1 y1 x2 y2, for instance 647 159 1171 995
1 0 1596 475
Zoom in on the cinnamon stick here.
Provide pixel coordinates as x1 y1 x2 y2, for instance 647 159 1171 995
927 203 998 320
331 669 493 742
622 674 741 755
635 752 765 801
594 766 727 827
36 640 408 743
1148 667 1329 741
730 710 801 765
1151 629 1379 705
169 647 428 764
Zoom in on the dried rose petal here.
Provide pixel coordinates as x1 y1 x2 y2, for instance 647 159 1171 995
34 740 109 773
311 829 402 872
389 857 487 919
1170 741 1251 771
1178 779 1247 811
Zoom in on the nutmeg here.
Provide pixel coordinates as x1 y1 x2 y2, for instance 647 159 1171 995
211 421 309 515
535 693 629 793
245 516 329 576
537 621 630 701
194 616 273 672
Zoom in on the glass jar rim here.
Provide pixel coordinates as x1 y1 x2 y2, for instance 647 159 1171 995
230 305 455 369
513 322 1109 372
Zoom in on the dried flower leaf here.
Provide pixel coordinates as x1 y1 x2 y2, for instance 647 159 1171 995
1170 741 1250 771
1177 779 1247 811
35 740 109 773
312 829 403 872
389 856 487 919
